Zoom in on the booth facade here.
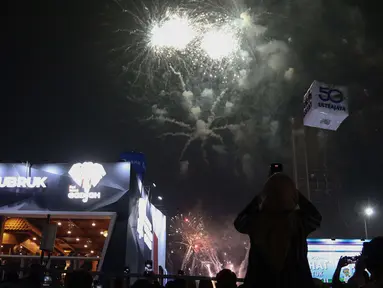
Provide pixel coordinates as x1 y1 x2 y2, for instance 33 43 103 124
0 162 166 275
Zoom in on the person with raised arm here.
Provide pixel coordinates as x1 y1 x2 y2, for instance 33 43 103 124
234 171 322 288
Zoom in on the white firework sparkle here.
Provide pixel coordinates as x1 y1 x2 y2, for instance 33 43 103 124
149 13 196 51
201 24 240 60
114 0 292 173
115 0 256 84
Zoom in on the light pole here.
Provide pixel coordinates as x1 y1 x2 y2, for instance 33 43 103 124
364 207 374 239
291 118 311 200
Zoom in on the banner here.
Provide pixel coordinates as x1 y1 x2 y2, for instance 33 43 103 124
0 162 131 211
303 80 349 131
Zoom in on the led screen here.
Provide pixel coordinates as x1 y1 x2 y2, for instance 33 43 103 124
307 239 368 283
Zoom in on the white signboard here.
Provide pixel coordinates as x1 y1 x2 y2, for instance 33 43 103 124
67 162 106 203
137 197 153 250
303 80 349 131
0 177 47 188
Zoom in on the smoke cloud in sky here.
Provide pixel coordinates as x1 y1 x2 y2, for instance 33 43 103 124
111 0 377 181
242 153 254 181
180 160 189 175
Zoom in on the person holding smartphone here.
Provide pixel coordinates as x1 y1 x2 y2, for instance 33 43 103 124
331 256 364 287
234 167 322 288
347 237 383 288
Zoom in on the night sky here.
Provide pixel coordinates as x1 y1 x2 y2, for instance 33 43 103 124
3 0 383 239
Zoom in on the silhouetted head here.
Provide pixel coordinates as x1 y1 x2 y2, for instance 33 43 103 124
216 269 237 288
65 270 93 288
261 173 298 212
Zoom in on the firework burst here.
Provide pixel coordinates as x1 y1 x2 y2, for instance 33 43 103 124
168 212 250 276
149 12 196 51
114 0 256 84
169 213 223 275
114 0 291 173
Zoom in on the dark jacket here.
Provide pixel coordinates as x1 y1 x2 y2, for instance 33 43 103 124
234 192 322 288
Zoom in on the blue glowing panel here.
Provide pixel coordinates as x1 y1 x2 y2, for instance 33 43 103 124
0 162 131 211
307 239 369 283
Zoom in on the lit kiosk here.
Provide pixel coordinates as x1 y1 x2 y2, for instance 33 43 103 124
0 161 166 281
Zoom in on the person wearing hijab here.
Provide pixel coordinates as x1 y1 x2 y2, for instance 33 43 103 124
234 173 322 288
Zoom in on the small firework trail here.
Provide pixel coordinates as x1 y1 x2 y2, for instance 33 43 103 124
168 213 223 275
168 212 249 276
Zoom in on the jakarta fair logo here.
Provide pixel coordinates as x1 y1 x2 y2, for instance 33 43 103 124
68 162 106 203
318 86 344 103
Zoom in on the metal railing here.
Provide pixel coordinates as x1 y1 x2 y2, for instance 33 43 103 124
0 255 333 288
0 255 99 261
0 254 99 279
0 269 333 288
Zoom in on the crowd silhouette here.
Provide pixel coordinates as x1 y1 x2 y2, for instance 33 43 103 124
0 173 382 288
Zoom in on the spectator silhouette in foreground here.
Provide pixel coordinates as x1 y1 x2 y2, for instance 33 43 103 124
347 237 383 288
11 263 43 288
0 271 19 287
173 278 187 288
64 270 93 288
199 279 214 288
234 173 322 288
132 279 154 288
312 278 327 287
332 256 370 287
165 280 177 288
0 272 19 288
216 269 237 288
